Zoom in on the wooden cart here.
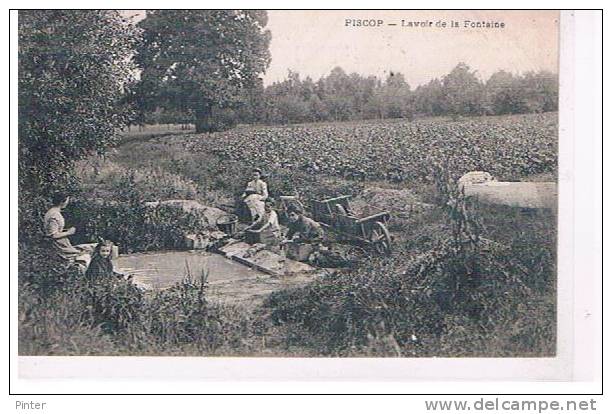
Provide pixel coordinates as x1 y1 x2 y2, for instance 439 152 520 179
311 195 392 255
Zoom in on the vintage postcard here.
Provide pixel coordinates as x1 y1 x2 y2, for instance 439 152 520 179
12 9 597 386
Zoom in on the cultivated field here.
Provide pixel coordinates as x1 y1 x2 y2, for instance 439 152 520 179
202 113 557 183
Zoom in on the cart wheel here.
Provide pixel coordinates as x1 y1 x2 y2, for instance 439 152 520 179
370 221 392 255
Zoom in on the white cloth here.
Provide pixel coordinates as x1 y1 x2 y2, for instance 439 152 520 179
260 210 281 236
43 207 64 238
245 195 266 221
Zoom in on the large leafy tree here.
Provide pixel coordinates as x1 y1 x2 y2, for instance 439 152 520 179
485 70 524 115
19 10 139 189
135 10 271 132
378 72 412 119
413 78 445 116
441 63 485 117
519 71 558 113
484 70 558 115
19 10 139 239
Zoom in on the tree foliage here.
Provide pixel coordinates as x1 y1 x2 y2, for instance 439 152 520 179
18 10 139 240
19 10 139 189
484 69 558 115
134 10 271 132
440 63 486 117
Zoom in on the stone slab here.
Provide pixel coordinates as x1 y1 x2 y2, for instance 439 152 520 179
464 181 557 209
219 241 315 276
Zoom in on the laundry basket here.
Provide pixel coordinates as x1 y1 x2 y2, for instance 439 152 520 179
216 214 238 236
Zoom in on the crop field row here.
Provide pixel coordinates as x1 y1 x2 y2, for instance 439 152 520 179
188 113 557 183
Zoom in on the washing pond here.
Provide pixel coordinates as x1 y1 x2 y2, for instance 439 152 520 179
114 251 317 306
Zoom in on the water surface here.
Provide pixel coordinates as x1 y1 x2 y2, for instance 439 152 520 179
114 250 315 306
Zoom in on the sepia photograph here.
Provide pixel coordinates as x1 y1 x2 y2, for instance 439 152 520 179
16 9 562 361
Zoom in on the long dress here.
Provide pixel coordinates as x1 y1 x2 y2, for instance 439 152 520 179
43 207 91 266
244 179 268 221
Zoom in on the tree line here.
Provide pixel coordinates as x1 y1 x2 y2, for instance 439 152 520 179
143 63 558 127
234 64 558 125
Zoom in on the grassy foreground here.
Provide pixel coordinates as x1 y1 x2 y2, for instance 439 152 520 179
19 114 557 356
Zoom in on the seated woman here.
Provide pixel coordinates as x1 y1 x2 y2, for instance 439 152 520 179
43 192 91 270
86 239 130 281
243 189 266 223
241 168 268 221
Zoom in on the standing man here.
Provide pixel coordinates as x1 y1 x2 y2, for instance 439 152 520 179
242 168 268 222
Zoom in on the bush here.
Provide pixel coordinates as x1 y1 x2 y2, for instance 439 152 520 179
18 245 82 296
77 161 200 202
267 169 365 205
19 281 119 356
67 199 210 253
80 276 146 335
144 273 252 351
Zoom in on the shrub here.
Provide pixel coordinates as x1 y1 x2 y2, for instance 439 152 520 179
146 273 214 346
110 169 199 202
18 262 124 355
18 255 253 355
18 245 82 296
68 199 210 253
19 282 119 356
141 274 252 353
80 276 146 335
77 160 200 202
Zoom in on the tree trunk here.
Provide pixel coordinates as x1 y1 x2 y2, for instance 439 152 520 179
195 117 206 133
195 106 212 133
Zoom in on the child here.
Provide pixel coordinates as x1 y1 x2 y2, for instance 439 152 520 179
86 240 129 281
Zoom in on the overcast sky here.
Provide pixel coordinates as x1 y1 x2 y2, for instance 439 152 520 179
122 10 559 87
